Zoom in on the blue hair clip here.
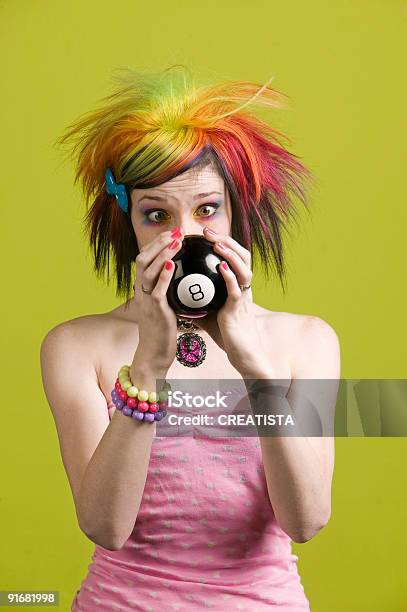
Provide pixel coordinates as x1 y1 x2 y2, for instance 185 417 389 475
105 168 129 213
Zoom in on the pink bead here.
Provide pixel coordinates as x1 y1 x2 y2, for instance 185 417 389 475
127 397 138 408
115 380 121 390
158 401 168 410
118 390 128 402
148 402 159 413
138 401 149 412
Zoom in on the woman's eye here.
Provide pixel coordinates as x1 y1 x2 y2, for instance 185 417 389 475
145 210 170 224
196 204 218 218
144 203 220 225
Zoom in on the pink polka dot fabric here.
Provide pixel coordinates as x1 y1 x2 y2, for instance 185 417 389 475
71 400 310 611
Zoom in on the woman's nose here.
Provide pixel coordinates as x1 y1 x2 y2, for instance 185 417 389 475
176 220 205 237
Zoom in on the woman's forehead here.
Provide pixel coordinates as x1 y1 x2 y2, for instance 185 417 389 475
133 166 225 198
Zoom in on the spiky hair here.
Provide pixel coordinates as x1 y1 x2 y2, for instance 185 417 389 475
55 64 314 304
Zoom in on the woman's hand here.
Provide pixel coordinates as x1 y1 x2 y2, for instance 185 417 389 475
196 227 270 377
132 227 184 373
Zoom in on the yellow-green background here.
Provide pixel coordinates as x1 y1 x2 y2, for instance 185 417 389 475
1 1 406 610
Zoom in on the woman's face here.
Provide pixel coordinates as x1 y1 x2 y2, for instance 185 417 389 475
130 165 232 249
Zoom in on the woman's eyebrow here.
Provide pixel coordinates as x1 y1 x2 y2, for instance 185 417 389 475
139 191 222 204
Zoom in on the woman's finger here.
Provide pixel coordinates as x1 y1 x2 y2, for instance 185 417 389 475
214 243 253 288
133 229 182 295
142 239 182 291
219 261 242 303
203 227 251 267
150 259 176 301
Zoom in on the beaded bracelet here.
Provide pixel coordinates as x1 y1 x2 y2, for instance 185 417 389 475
110 364 171 423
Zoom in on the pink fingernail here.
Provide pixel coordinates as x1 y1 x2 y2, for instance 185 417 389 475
222 262 229 270
171 226 182 238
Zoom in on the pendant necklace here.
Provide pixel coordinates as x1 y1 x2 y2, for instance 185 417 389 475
176 317 207 367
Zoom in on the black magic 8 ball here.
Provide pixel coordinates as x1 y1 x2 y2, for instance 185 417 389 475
166 234 232 318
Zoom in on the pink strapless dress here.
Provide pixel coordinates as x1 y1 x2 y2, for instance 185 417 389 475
71 397 310 611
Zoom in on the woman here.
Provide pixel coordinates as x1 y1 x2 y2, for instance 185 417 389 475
40 65 340 611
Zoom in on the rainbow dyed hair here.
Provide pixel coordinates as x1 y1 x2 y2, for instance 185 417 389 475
55 65 314 305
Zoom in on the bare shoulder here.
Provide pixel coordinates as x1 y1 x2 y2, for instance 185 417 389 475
256 304 339 338
42 313 109 337
41 313 106 349
40 310 141 390
40 312 120 365
254 304 341 378
253 303 308 337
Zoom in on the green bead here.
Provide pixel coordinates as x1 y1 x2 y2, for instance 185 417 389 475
158 390 168 402
121 380 132 391
148 391 158 403
127 385 139 397
137 389 149 402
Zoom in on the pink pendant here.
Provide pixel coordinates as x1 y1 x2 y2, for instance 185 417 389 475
176 332 207 367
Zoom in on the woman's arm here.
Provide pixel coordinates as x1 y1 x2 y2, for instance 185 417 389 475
241 316 340 543
40 322 167 551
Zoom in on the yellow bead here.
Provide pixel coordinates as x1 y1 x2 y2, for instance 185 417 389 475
121 380 132 391
137 389 149 402
127 385 139 397
148 391 158 403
